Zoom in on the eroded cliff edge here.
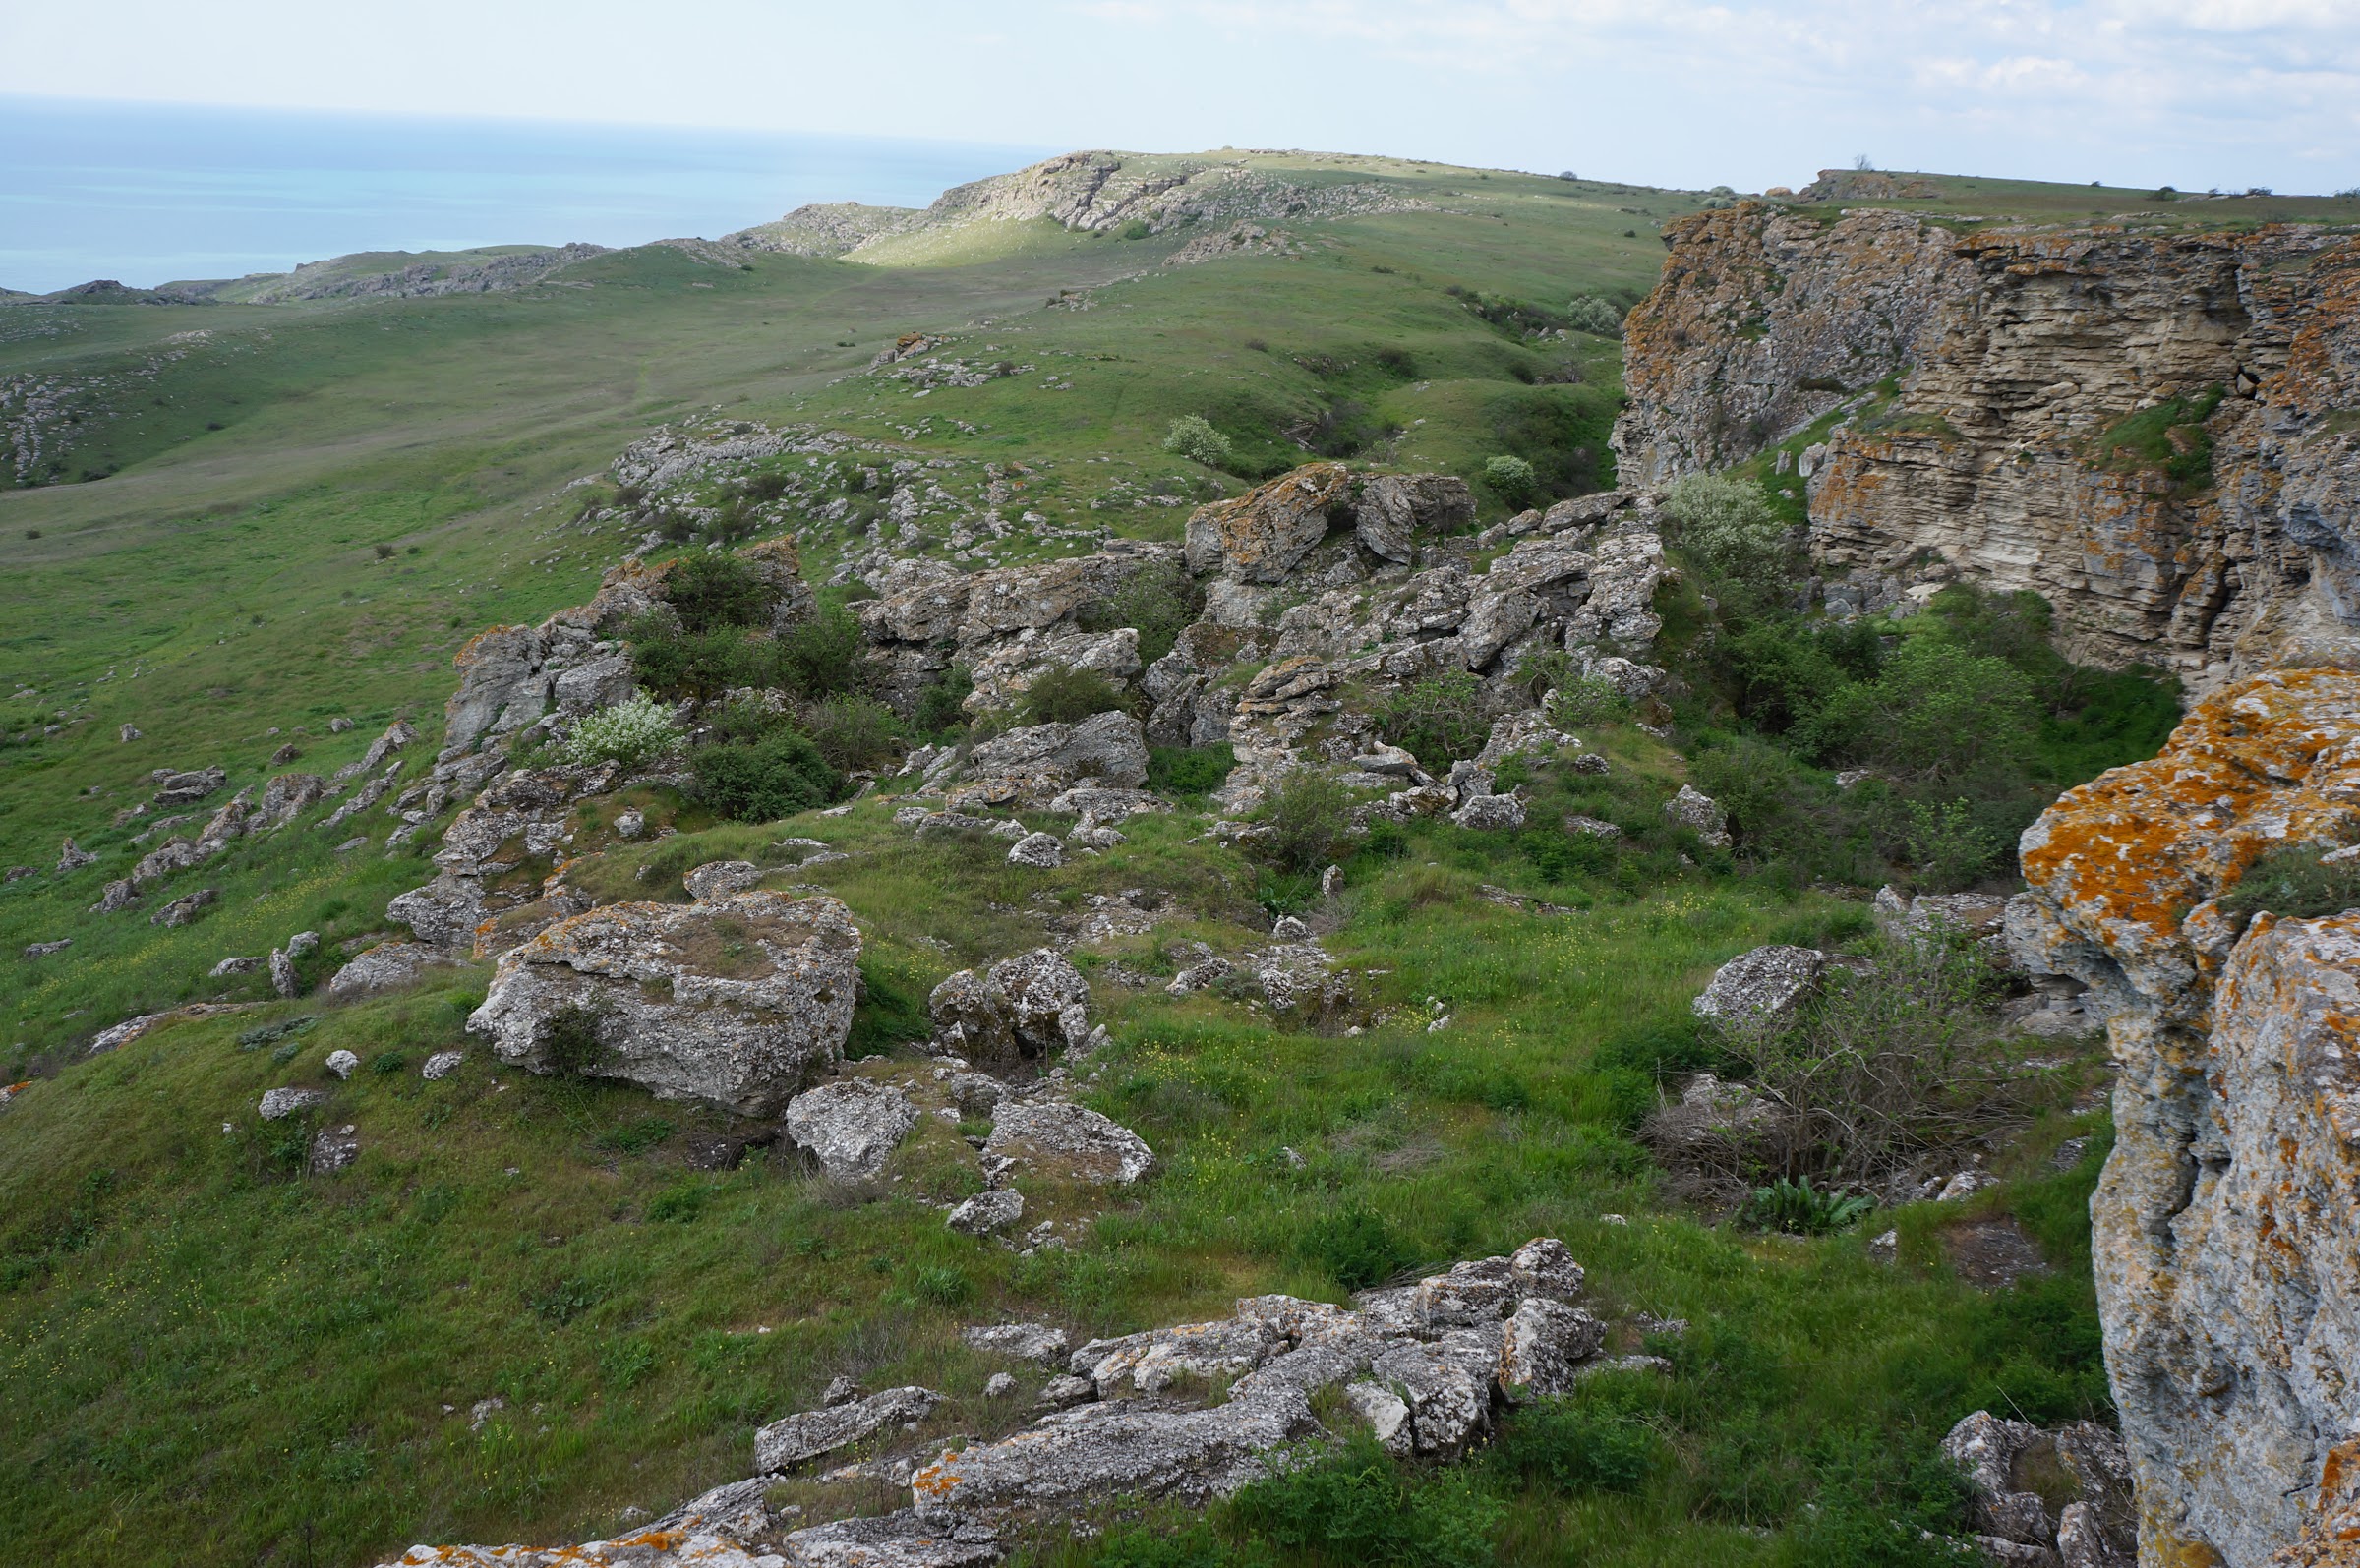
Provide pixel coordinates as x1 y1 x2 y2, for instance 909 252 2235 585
2011 668 2360 1565
1615 203 2360 694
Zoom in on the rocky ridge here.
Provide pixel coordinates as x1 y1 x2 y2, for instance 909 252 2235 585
1615 201 2360 691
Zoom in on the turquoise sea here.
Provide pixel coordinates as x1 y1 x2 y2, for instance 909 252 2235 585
0 95 1055 295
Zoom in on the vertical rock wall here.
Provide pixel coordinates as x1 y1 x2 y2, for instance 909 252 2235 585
2010 668 2360 1565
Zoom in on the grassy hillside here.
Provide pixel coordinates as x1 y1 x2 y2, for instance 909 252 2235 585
0 151 2149 1568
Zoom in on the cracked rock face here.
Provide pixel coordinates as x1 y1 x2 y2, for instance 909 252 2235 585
2010 669 2360 1566
1690 944 1825 1024
467 892 862 1117
755 1384 942 1474
928 948 1092 1063
983 1100 1154 1185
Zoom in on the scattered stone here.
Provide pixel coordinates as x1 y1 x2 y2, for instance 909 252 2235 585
962 1323 1070 1365
327 941 459 999
423 1050 465 1080
22 938 71 958
209 956 264 976
148 887 219 927
782 1511 999 1568
755 1385 942 1474
1320 864 1344 899
1942 1411 2134 1565
985 1372 1018 1399
984 1100 1154 1185
1451 793 1526 831
684 859 764 901
1662 784 1730 848
57 837 97 872
783 1079 920 1180
470 1397 506 1431
1563 813 1621 839
1033 1374 1095 1409
649 1478 773 1541
821 1376 860 1407
287 930 320 958
328 717 355 733
1166 957 1233 996
1692 945 1825 1024
948 1189 1025 1236
268 948 300 998
119 724 141 742
310 1123 361 1174
324 1049 360 1080
614 808 645 839
467 892 862 1117
153 766 227 806
3 866 30 882
1007 832 1063 868
260 1086 325 1120
1497 1299 1606 1399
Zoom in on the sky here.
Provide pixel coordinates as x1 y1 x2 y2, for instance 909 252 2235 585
4 0 2356 290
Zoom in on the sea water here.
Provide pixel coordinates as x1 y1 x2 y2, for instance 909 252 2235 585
0 95 1054 295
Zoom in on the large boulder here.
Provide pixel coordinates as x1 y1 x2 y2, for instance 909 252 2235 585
984 1100 1154 1185
466 892 861 1116
1691 945 1825 1025
1184 463 1352 584
326 941 460 999
754 1384 942 1474
1354 473 1474 563
928 948 1092 1063
945 711 1149 810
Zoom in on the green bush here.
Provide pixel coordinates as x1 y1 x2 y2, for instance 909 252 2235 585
1232 1435 1502 1568
1082 559 1205 666
1904 797 2002 892
1162 415 1236 468
665 552 772 636
2218 842 2360 921
539 1002 611 1076
1017 665 1133 726
1149 742 1236 798
624 619 778 702
1299 1204 1410 1290
1484 1395 1658 1493
1258 767 1355 875
1375 669 1491 770
1481 453 1540 506
691 728 840 822
914 664 974 736
776 603 867 698
1806 638 2038 783
1737 1176 1874 1235
559 693 683 771
797 694 904 774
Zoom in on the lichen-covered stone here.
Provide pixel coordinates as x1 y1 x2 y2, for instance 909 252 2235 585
783 1079 920 1180
1691 945 1825 1024
327 941 459 999
1184 463 1353 584
754 1385 942 1474
983 1100 1153 1185
467 892 861 1117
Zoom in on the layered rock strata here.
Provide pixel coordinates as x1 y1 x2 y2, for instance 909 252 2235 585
1617 202 2360 691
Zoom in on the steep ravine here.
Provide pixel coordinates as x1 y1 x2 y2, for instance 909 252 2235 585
1615 202 2360 694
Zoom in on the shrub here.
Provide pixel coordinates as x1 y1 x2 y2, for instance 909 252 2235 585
1082 560 1204 666
797 694 903 774
1564 294 1625 337
1664 472 1792 597
1017 665 1133 726
1737 1175 1874 1234
1481 453 1540 505
1299 1204 1409 1290
776 603 867 698
1904 797 2002 891
691 728 840 822
1162 415 1235 468
1149 742 1236 798
1807 639 2038 783
1375 669 1491 770
2217 842 2360 921
540 1002 611 1076
1259 767 1354 875
666 552 772 636
914 663 974 736
559 694 683 771
1484 1395 1659 1493
1232 1435 1503 1568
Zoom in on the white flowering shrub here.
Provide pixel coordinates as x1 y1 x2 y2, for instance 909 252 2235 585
559 693 682 771
1565 294 1625 337
1162 415 1234 468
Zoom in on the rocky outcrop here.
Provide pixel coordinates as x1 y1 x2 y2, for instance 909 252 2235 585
466 892 862 1117
1942 1411 2137 1566
2009 669 2360 1565
927 949 1092 1063
1617 202 2360 692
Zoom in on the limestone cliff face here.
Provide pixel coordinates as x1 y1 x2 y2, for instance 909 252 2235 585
1617 203 2360 692
2010 669 2360 1566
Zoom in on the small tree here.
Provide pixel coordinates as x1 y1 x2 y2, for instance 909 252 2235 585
1260 767 1354 874
1162 415 1235 468
1564 295 1624 337
1663 473 1792 598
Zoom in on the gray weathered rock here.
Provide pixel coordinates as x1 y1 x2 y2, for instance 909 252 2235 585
260 1086 324 1120
962 1323 1070 1365
1509 1237 1586 1303
754 1385 942 1473
1185 463 1352 584
327 941 459 999
89 878 140 913
1006 832 1063 868
325 1050 360 1080
948 712 1150 810
209 956 264 977
386 875 490 951
783 1079 920 1180
1450 792 1525 831
57 837 96 872
148 887 218 927
1496 1298 1605 1398
684 860 765 902
782 1509 999 1568
648 1478 773 1541
1166 958 1233 996
1354 473 1474 563
948 1189 1025 1236
310 1123 361 1174
423 1050 465 1080
1691 944 1825 1024
1072 1317 1285 1397
268 948 300 998
1662 784 1730 847
23 938 72 958
928 948 1091 1063
984 1100 1153 1185
154 765 227 806
467 892 862 1117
